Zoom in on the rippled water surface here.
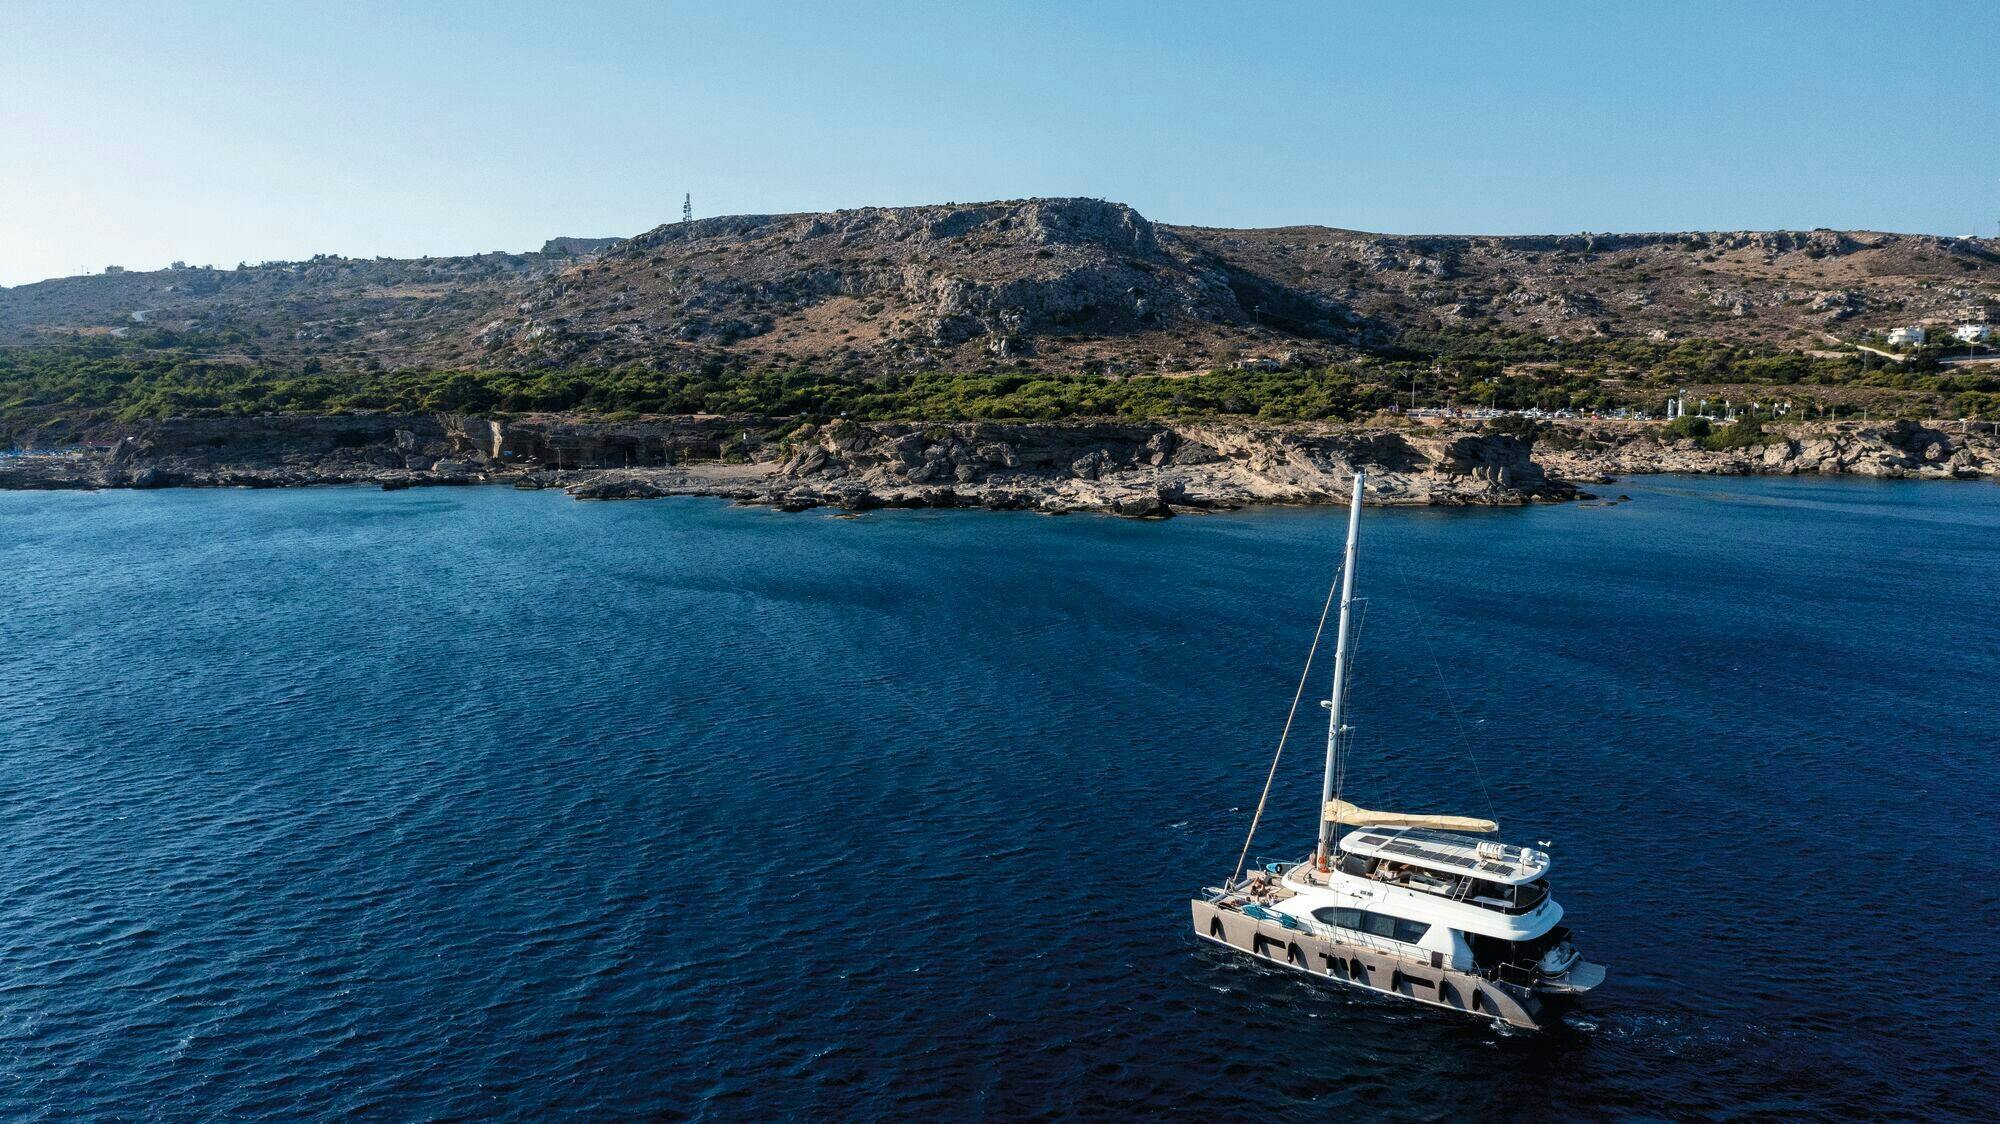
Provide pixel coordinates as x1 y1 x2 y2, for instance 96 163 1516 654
3 477 1997 1120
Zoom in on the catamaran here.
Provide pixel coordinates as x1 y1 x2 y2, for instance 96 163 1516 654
1191 471 1605 1030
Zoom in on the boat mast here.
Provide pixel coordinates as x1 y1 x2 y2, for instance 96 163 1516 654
1315 470 1365 870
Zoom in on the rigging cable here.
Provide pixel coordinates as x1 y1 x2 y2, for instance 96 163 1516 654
1417 623 1501 829
1336 596 1368 812
1227 560 1342 890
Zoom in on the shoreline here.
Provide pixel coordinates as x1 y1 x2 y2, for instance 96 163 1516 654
3 414 1994 517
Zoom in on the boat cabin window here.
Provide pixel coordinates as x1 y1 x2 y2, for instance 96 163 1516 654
1311 907 1430 946
1467 926 1570 971
1460 876 1546 907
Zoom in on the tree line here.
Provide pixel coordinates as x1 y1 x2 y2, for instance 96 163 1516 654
4 333 1994 427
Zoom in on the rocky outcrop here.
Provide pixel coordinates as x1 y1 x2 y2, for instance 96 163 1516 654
1536 418 1997 482
4 413 1995 514
753 419 1568 515
539 236 623 257
0 413 1567 513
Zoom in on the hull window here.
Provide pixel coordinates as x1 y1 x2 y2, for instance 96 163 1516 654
1310 906 1432 946
1392 972 1434 997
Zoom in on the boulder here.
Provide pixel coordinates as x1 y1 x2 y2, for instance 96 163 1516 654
974 443 1018 468
568 477 669 499
1110 490 1172 519
834 488 884 512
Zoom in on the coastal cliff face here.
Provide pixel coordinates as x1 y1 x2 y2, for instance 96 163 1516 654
3 414 1994 515
739 420 1558 513
1536 418 1998 482
0 414 1563 513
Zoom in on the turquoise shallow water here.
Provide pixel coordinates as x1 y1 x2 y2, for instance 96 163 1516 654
2 477 1997 1119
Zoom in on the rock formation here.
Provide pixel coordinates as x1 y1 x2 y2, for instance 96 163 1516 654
8 413 1994 516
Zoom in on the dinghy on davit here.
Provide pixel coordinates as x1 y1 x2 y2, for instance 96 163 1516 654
1191 471 1605 1030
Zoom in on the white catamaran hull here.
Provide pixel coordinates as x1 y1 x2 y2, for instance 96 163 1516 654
1190 899 1593 1029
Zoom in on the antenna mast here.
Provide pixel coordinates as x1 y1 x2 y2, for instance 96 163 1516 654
1315 470 1365 869
682 194 692 224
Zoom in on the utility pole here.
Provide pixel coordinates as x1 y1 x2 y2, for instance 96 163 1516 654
682 194 693 224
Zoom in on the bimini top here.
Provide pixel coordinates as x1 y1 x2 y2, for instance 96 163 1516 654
1323 799 1497 834
1337 825 1552 886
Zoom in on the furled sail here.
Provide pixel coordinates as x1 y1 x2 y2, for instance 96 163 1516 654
1323 799 1498 833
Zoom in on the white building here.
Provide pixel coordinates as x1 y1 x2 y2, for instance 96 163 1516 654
1953 324 1992 344
1887 326 1927 347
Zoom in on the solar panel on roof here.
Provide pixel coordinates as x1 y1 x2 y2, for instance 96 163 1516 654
1380 839 1474 869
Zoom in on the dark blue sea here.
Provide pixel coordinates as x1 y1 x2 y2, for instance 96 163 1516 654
3 476 1997 1120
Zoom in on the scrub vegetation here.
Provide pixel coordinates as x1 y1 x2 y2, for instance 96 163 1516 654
4 331 1997 429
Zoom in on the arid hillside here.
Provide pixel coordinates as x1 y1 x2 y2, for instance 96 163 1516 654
3 198 1995 375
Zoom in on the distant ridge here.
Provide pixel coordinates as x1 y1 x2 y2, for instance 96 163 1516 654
540 236 625 257
2 198 1993 375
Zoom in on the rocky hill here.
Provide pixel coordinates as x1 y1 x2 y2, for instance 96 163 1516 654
3 198 1995 375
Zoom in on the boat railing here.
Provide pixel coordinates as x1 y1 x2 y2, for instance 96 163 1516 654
1479 961 1548 988
1202 855 1310 904
1344 869 1551 917
1382 871 1550 915
1304 922 1427 960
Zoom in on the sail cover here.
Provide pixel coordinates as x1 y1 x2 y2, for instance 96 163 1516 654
1323 799 1498 833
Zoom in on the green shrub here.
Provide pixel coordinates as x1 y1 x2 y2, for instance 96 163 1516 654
1483 413 1544 443
1661 415 1711 440
1700 417 1770 450
0 327 1942 428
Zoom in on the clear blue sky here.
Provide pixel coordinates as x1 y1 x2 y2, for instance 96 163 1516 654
3 0 1994 286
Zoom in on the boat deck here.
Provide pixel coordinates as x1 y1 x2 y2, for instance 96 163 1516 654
1285 850 1550 914
1338 827 1550 886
